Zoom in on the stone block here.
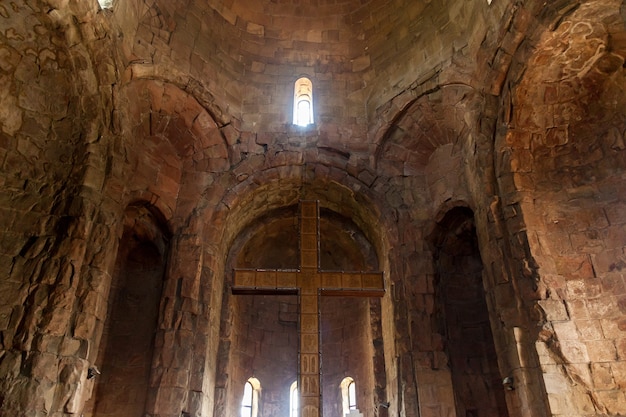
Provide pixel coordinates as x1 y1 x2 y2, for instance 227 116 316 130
591 362 616 390
565 278 602 300
601 317 626 339
559 340 590 363
73 312 97 340
538 299 570 321
542 368 570 394
595 390 626 415
586 339 617 362
553 320 578 340
611 361 626 388
601 273 626 296
567 299 590 319
575 319 603 340
587 296 620 319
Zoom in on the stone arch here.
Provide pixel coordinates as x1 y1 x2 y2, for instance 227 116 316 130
216 201 382 417
115 79 230 228
214 165 391 267
429 206 509 417
85 202 170 417
121 79 229 166
373 85 476 175
206 168 395 417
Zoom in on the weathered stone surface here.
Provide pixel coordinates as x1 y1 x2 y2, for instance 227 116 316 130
0 1 625 417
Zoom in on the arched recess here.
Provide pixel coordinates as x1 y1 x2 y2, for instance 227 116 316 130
215 204 384 417
374 85 476 177
205 174 395 417
86 203 170 417
498 0 626 415
430 206 509 417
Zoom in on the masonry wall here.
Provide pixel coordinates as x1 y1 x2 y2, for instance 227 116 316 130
0 1 117 414
0 1 625 417
498 1 626 414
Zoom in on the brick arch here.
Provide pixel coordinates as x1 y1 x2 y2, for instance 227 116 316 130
122 79 229 165
500 0 626 281
124 191 176 226
116 79 231 227
374 85 477 176
210 164 391 267
218 202 381 417
228 204 380 272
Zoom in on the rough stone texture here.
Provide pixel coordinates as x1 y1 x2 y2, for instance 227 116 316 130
430 208 509 417
0 0 625 417
82 205 169 417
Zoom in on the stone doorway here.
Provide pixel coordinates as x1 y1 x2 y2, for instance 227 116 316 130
84 205 170 417
432 207 509 417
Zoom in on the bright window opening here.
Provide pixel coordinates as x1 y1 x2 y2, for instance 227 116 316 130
241 378 261 417
98 0 113 8
290 381 298 417
293 77 314 126
340 377 357 416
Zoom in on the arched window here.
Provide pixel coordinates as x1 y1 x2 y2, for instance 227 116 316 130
241 378 261 417
290 381 298 417
340 377 357 416
293 77 314 126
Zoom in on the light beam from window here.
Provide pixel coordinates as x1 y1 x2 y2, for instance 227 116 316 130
290 381 298 417
293 77 314 126
98 0 113 8
241 378 261 417
340 377 357 416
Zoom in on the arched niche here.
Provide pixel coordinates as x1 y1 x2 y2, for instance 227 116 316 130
87 203 170 417
216 204 383 417
430 207 509 417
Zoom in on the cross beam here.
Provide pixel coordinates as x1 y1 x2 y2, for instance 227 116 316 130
232 201 384 417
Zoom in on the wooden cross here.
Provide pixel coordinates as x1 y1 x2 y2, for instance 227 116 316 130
232 200 385 417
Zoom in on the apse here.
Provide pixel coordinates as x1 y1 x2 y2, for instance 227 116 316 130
217 204 384 417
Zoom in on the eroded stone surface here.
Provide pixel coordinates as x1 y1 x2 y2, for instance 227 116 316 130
0 0 624 417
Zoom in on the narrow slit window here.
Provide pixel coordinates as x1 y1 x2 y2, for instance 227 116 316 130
340 377 356 416
293 77 314 126
241 378 261 417
348 381 356 410
290 381 298 417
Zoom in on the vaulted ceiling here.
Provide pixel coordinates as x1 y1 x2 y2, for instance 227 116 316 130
115 0 505 132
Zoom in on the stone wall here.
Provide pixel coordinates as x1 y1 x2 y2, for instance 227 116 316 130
83 205 169 417
0 1 625 417
0 0 116 415
498 1 626 415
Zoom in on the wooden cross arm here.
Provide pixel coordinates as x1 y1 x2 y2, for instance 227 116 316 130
232 269 299 294
319 271 385 297
232 269 385 297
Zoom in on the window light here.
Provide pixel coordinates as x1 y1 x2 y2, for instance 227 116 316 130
293 77 314 126
290 381 298 417
340 377 356 416
241 378 261 417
